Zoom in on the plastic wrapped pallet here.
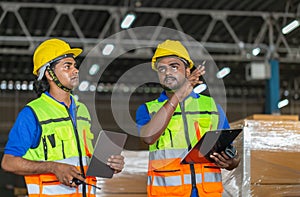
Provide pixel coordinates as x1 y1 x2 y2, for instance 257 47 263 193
96 150 148 197
224 114 300 197
96 114 300 197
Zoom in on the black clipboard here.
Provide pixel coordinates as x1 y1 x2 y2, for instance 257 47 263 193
86 130 127 178
180 128 242 164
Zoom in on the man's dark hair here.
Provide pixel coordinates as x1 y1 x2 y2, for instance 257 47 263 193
33 75 49 97
33 62 58 97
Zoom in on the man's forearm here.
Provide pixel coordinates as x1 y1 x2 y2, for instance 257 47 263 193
141 95 179 145
1 154 56 176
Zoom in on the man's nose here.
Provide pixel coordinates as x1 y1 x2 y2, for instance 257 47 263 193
165 66 174 75
72 66 79 74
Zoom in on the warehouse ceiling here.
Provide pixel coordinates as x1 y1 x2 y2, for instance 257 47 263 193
1 0 300 97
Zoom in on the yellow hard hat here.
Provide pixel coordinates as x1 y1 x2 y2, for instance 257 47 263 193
33 38 82 76
151 40 194 70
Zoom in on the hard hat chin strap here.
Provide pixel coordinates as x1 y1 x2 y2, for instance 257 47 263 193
46 66 72 92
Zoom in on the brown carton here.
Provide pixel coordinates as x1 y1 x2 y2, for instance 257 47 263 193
225 114 300 196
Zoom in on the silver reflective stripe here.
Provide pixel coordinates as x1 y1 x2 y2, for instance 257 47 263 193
27 184 40 194
184 174 191 184
90 185 96 195
148 176 152 185
204 172 222 182
78 184 96 195
149 149 188 160
196 174 202 183
56 156 90 166
153 175 182 186
184 173 202 184
27 179 96 195
43 184 76 195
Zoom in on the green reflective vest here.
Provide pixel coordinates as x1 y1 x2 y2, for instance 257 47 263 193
23 93 94 161
145 94 219 152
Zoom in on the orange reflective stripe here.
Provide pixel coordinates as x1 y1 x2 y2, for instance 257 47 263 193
83 129 92 157
194 121 201 140
149 158 181 171
25 172 96 197
24 175 39 184
148 158 223 197
28 194 94 197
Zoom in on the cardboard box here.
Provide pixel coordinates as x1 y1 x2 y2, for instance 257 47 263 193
251 185 300 197
246 114 299 121
224 114 300 196
96 150 148 197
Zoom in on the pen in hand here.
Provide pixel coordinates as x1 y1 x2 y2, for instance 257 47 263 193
193 60 207 94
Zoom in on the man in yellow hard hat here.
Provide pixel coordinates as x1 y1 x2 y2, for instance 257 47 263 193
136 40 240 197
1 38 125 197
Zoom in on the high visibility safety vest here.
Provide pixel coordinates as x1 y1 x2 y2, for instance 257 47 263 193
23 93 96 197
145 94 223 197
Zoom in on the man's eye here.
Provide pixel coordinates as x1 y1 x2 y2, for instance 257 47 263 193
158 67 166 73
171 66 178 71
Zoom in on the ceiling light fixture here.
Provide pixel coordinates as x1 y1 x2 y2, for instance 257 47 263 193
278 98 289 108
193 84 207 94
78 81 90 91
121 13 136 29
252 47 261 56
216 67 231 79
102 44 114 56
282 19 300 34
89 64 100 75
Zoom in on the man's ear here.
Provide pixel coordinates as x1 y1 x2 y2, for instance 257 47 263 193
185 67 191 76
45 70 53 81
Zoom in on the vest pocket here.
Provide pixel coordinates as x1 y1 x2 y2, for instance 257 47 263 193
149 168 184 196
55 126 77 159
194 117 212 130
201 164 223 193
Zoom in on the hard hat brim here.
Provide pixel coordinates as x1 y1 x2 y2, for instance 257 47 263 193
63 48 83 58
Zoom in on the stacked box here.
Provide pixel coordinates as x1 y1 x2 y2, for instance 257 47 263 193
223 114 300 197
96 114 300 197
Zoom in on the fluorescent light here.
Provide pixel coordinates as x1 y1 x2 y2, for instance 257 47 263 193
193 84 207 94
216 67 231 79
282 20 300 34
102 44 114 56
89 64 100 75
121 13 136 29
89 84 96 92
252 47 261 56
278 98 289 108
78 81 89 91
8 80 14 90
15 81 21 90
28 81 34 90
21 81 28 90
1 80 7 90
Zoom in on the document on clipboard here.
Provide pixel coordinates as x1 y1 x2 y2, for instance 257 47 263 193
180 128 242 164
86 130 127 178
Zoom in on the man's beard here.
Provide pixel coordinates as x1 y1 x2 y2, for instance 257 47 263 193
161 76 182 91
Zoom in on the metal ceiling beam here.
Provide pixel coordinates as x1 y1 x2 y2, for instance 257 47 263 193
0 2 300 63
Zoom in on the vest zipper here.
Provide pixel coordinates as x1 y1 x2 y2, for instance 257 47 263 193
65 106 87 197
179 100 197 193
179 101 191 149
42 136 48 161
61 141 66 159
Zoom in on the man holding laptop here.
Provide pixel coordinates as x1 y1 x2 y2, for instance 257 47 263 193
1 38 124 197
136 40 240 197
